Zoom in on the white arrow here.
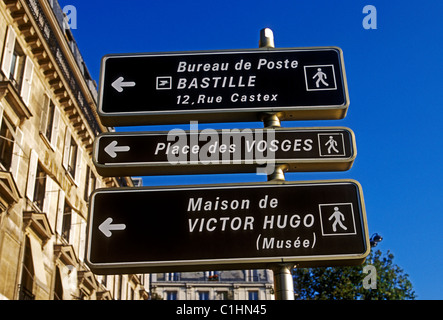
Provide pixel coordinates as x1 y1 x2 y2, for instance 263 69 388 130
104 140 130 158
111 76 136 92
99 217 126 238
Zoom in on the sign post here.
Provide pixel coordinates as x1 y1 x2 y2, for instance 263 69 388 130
91 28 368 301
261 28 296 300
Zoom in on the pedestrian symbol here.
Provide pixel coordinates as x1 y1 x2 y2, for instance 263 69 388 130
319 203 357 236
304 64 337 91
329 207 347 232
318 133 346 157
325 136 340 154
313 68 329 88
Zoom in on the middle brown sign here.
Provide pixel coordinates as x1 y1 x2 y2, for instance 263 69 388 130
93 127 356 176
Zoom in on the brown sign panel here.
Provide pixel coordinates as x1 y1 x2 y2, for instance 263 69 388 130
98 47 349 126
86 180 369 274
93 127 356 176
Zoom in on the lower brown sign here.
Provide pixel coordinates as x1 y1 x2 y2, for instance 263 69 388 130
86 180 369 274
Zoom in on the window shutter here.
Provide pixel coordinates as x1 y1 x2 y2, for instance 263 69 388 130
56 189 65 237
69 210 77 245
42 175 53 215
79 218 86 262
62 127 71 170
28 235 48 287
10 127 23 180
50 106 60 149
25 149 38 201
39 94 49 133
20 56 34 105
74 146 83 185
1 25 16 78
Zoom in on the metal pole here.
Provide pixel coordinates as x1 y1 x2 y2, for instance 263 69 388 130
259 28 280 130
259 27 275 48
267 164 294 300
259 27 295 300
272 264 295 300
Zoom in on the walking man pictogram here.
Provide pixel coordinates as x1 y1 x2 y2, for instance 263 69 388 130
325 136 339 154
313 68 329 88
329 207 347 232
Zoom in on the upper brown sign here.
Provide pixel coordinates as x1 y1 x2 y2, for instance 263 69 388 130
98 47 349 126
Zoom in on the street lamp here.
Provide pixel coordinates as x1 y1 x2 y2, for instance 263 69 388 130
370 233 383 247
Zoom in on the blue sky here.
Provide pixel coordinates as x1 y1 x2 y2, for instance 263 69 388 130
61 0 443 299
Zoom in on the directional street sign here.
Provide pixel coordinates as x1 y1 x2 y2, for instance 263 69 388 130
93 127 356 176
98 47 349 126
86 180 369 274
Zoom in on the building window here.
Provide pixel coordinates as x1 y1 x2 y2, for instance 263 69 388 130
62 202 72 242
165 291 177 300
207 271 220 281
19 237 35 300
246 270 260 282
248 291 259 300
6 39 25 91
216 291 229 300
83 165 96 202
9 43 25 90
19 236 48 300
53 268 63 300
0 104 23 180
67 138 77 177
33 164 47 212
40 95 60 150
165 272 180 281
63 127 82 184
0 115 14 171
1 26 34 105
43 98 55 139
198 291 210 300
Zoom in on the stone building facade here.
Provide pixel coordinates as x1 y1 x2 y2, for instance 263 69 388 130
0 0 277 300
0 0 148 299
151 270 275 300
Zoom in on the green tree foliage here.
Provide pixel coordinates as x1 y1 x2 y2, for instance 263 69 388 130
292 250 416 300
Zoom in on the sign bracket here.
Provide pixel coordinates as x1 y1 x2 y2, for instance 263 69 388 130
261 112 282 128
